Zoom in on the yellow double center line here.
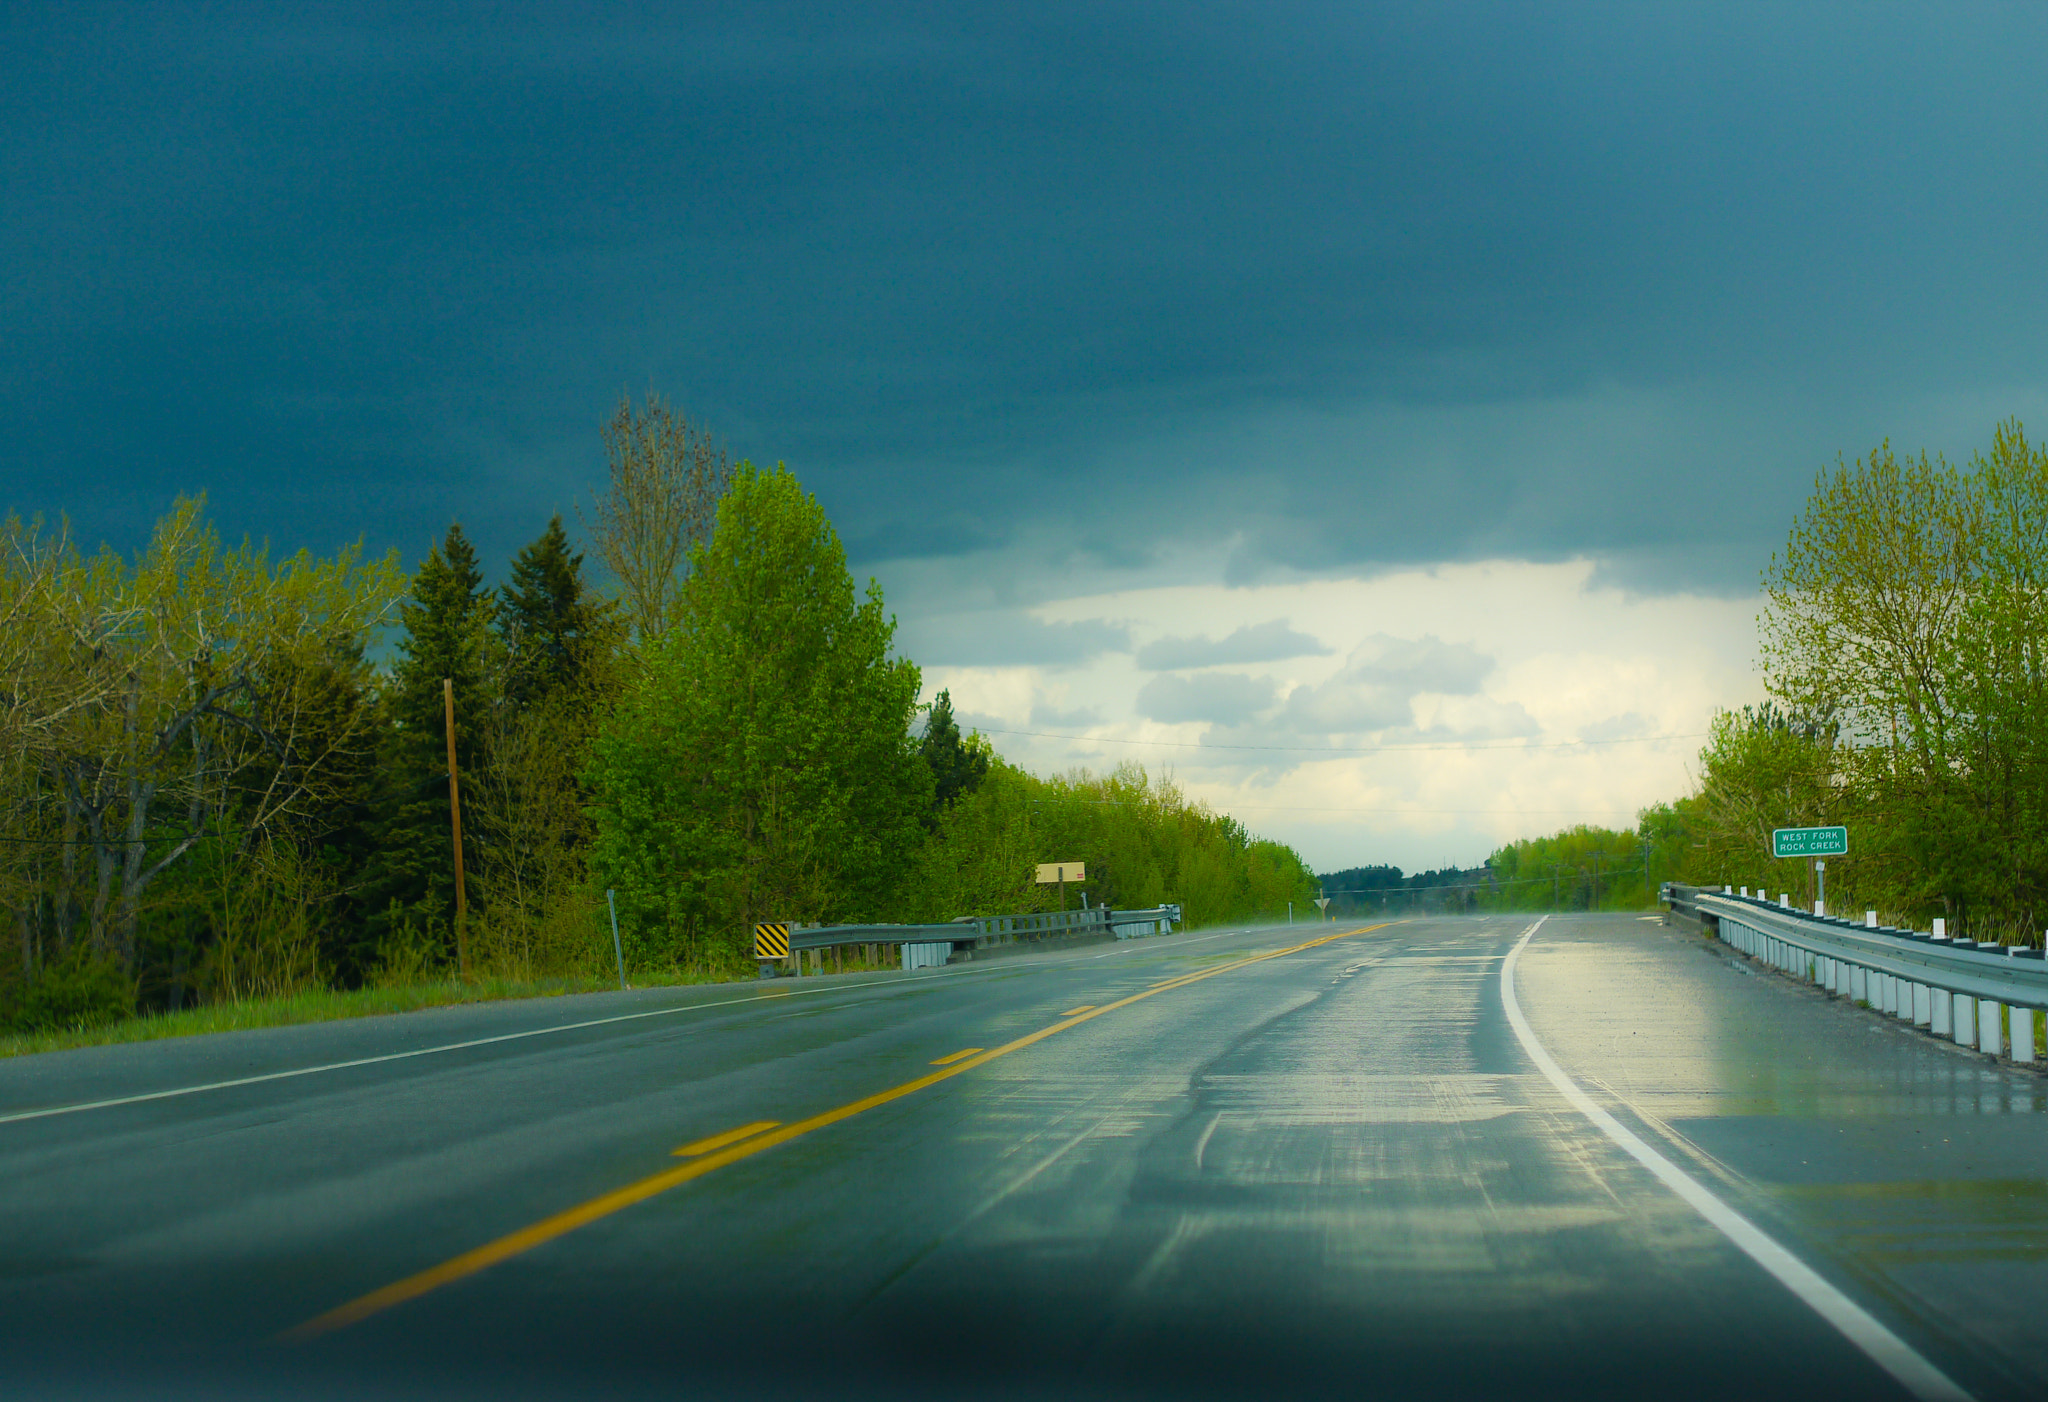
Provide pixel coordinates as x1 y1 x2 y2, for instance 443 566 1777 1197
285 921 1388 1341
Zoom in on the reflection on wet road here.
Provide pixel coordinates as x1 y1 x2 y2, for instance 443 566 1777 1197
1520 915 2048 1400
0 914 2041 1400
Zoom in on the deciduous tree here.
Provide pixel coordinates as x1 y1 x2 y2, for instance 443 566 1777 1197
588 464 929 968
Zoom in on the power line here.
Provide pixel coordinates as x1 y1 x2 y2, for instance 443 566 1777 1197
976 727 1705 756
1220 804 1644 816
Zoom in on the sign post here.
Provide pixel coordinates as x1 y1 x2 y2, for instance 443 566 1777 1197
1035 862 1085 911
1772 827 1847 916
443 678 468 980
1315 895 1332 921
607 889 626 990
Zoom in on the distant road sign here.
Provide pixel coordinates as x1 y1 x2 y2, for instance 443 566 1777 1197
1036 863 1085 884
1773 826 1848 859
754 923 791 959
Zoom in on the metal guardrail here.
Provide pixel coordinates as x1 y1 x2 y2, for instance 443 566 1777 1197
769 903 1184 974
1663 883 2048 1062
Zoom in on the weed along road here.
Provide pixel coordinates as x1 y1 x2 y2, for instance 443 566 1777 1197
2 915 2045 1401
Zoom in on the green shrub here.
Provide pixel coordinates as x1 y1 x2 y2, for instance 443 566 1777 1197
8 951 134 1034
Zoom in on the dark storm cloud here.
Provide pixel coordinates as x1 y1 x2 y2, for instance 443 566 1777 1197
1136 620 1331 671
5 3 2047 594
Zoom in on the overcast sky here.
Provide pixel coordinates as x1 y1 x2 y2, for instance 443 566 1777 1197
8 3 2047 872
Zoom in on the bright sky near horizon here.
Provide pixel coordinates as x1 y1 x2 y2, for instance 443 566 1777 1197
8 4 2046 870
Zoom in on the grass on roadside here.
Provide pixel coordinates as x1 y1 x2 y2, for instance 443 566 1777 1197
0 968 749 1061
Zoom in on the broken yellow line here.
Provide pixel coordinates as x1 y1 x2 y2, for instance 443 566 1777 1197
672 1121 780 1157
283 921 1392 1341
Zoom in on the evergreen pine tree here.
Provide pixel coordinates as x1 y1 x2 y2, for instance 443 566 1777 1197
500 514 591 707
360 525 495 960
920 689 989 814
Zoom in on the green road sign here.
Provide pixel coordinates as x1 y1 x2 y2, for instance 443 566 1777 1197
1773 825 1848 859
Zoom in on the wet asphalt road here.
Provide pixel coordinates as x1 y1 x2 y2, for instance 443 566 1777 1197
1 913 2043 1401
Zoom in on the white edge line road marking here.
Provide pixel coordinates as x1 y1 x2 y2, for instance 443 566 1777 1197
1501 915 1972 1402
0 922 1275 1128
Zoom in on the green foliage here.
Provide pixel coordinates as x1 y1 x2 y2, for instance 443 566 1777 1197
0 427 1351 1042
903 759 1320 927
1672 703 1839 906
1481 824 1660 911
0 497 403 973
1744 421 2048 938
587 464 932 971
2 946 133 1034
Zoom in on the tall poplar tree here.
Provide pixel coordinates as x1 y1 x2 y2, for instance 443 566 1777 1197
587 465 930 969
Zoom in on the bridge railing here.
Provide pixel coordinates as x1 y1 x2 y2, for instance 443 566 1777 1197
1663 883 2047 1061
769 903 1184 974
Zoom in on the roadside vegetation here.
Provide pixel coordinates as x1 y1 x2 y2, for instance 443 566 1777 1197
0 396 1318 1046
1424 420 2048 943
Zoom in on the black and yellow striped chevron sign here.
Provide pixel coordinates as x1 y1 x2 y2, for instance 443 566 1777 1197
754 923 791 959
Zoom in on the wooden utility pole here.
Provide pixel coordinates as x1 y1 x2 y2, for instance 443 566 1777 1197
444 677 468 979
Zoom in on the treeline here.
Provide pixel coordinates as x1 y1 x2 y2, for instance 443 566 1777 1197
1322 831 1666 917
1475 823 1664 912
0 399 1319 1032
1318 864 1492 917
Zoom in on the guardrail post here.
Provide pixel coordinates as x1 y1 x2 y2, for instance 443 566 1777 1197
1849 965 1866 1004
1954 994 1976 1046
1933 987 1951 1036
1912 982 1930 1027
2010 1005 2035 1064
1979 999 2004 1056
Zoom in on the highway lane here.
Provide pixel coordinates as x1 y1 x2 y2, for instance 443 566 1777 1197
0 913 2040 1400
